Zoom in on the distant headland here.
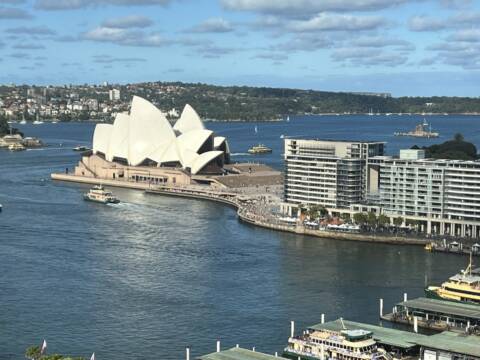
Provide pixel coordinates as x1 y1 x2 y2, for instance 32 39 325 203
1 81 480 123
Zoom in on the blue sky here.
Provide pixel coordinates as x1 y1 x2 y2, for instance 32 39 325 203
0 0 479 96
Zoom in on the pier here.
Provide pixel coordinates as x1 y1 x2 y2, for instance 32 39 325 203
380 297 480 333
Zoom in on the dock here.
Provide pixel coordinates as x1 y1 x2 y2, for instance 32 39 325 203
425 240 480 256
381 297 480 333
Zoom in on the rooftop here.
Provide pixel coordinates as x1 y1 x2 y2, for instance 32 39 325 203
285 138 386 145
415 331 480 357
398 297 480 320
198 348 285 360
310 318 427 349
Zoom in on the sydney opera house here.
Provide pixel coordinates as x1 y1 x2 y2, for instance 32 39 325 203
72 96 233 186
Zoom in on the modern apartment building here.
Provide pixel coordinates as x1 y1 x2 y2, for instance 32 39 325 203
368 149 480 237
284 139 385 208
283 139 480 238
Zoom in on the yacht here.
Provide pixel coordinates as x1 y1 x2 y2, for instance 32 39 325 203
33 120 44 125
248 144 272 154
425 255 480 304
83 185 120 204
284 323 392 360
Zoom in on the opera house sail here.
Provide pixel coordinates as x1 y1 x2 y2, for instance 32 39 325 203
91 96 230 175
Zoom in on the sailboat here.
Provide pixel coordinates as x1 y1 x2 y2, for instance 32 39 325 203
368 108 374 116
254 125 258 134
286 116 290 122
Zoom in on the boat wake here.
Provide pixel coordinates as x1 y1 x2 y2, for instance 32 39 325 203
230 152 249 156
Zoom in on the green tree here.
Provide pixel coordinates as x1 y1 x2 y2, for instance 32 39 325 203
393 216 403 227
377 214 390 228
367 212 378 228
340 212 351 222
25 346 41 360
454 133 464 142
353 212 367 226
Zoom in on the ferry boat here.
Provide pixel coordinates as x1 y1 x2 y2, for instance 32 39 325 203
394 119 439 138
8 143 26 151
284 324 392 360
425 255 480 304
83 185 120 204
248 144 272 154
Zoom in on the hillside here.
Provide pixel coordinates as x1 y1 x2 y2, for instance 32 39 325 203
123 82 480 121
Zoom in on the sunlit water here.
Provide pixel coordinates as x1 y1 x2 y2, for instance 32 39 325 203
1 115 478 359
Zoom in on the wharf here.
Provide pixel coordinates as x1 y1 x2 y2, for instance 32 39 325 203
52 173 429 246
381 297 480 333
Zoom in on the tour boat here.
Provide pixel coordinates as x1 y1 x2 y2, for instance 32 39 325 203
284 323 392 360
83 185 120 204
425 255 480 304
248 144 272 154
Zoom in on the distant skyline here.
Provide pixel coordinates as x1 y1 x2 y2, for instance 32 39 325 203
0 0 479 96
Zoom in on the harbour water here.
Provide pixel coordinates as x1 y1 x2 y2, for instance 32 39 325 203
0 115 478 360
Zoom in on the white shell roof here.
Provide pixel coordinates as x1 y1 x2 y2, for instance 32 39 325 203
174 104 205 134
128 96 175 166
91 96 229 174
93 124 112 155
106 112 129 161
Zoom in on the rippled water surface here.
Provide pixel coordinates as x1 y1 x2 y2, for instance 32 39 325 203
1 116 478 359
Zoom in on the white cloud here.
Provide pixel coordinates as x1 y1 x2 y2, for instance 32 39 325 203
408 16 446 31
222 0 412 14
83 27 169 47
288 13 386 32
35 0 172 10
185 18 234 33
101 15 153 29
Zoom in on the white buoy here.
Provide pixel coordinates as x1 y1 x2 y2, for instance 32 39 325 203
321 314 325 324
379 298 384 317
413 316 418 333
216 340 221 353
290 320 295 338
186 347 190 360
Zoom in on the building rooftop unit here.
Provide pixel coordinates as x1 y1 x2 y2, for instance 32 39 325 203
198 347 285 360
309 318 427 350
416 331 480 357
398 297 480 320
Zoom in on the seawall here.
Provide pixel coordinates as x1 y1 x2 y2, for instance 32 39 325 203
51 173 428 246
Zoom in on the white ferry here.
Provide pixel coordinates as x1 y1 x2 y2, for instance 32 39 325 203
284 324 392 360
83 185 120 204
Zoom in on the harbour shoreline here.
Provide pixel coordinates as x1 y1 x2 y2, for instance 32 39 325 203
51 173 428 246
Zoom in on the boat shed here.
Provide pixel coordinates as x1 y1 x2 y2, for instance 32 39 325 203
198 348 286 360
416 331 480 360
309 318 427 357
393 297 480 330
